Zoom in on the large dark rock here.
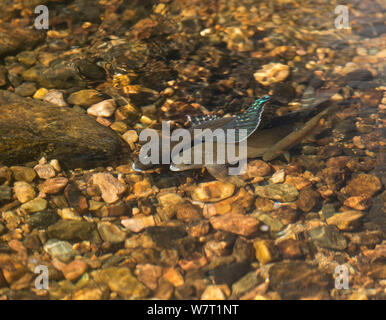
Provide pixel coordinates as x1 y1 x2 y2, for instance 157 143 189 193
0 23 44 57
0 90 127 168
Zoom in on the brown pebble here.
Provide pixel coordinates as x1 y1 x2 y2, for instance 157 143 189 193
91 173 126 204
296 187 319 213
162 268 184 287
241 160 271 180
34 163 56 179
135 264 163 290
343 196 372 210
39 177 68 194
209 214 260 237
187 220 210 237
52 259 88 281
343 174 382 197
176 203 202 222
277 239 303 259
192 181 235 202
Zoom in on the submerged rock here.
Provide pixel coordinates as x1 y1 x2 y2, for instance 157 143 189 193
269 261 330 299
0 23 44 57
0 90 126 168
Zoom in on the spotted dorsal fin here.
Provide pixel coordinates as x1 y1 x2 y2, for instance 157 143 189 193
220 95 270 143
185 95 270 144
234 95 269 141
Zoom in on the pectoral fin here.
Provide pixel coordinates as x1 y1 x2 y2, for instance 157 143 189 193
206 164 246 187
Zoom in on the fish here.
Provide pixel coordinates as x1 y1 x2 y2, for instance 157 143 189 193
132 87 337 185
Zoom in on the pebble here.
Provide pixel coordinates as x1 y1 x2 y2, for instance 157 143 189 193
67 89 104 107
353 136 365 149
0 166 12 184
277 239 303 259
2 211 21 229
162 267 184 287
156 193 185 220
57 208 82 221
25 209 58 228
121 215 155 233
254 183 299 202
343 174 382 197
269 261 329 299
203 188 254 217
0 253 27 284
251 212 284 233
15 82 37 97
135 264 163 290
10 166 36 182
43 239 75 262
253 239 279 265
97 222 126 243
43 90 68 107
209 261 251 287
16 51 37 65
201 285 226 300
115 103 140 122
73 283 109 300
93 267 149 299
204 240 229 259
270 169 285 183
187 220 210 237
64 184 88 214
91 173 126 204
296 187 319 212
241 160 271 179
0 185 12 203
178 254 208 271
271 206 298 225
33 88 48 99
343 196 371 210
154 279 174 300
110 121 128 134
309 225 347 250
145 226 187 248
326 211 364 231
49 159 61 172
122 130 139 149
39 177 68 194
254 63 290 86
34 163 56 179
254 198 275 212
133 179 153 198
192 181 235 202
52 258 88 281
87 99 116 117
47 220 95 241
209 214 259 237
284 175 311 190
176 203 202 222
101 202 129 217
231 271 262 298
326 156 350 169
20 197 47 213
14 181 36 203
